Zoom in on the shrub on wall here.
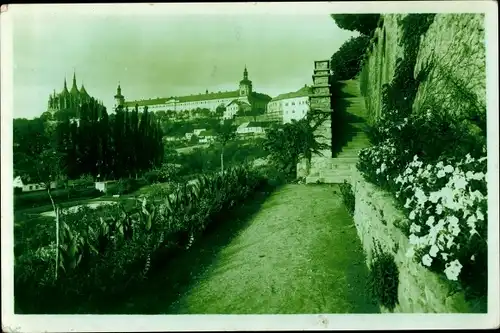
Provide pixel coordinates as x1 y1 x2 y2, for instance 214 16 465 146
367 241 400 311
330 35 371 81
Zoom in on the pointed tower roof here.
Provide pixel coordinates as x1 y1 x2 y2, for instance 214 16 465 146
62 77 69 95
80 82 89 97
70 71 79 95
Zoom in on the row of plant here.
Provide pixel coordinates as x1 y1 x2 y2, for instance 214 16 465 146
14 165 267 313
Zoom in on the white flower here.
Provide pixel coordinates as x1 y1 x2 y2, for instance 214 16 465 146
453 176 467 191
422 254 433 267
426 216 435 226
437 170 446 178
409 234 419 245
415 187 427 205
437 161 444 169
413 155 419 162
467 214 477 227
381 163 387 173
429 244 439 257
410 223 421 233
429 191 440 203
436 204 443 215
376 168 381 174
404 198 412 209
395 175 403 184
441 252 449 261
408 175 415 182
471 255 476 261
466 171 474 180
476 209 485 221
444 259 463 281
409 210 416 220
444 165 454 174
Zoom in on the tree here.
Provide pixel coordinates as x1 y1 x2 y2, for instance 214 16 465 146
330 35 371 80
331 14 381 36
190 134 200 145
215 104 226 119
264 110 329 179
214 119 237 173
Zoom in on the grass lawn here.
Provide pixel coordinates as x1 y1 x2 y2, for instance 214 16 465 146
86 184 378 314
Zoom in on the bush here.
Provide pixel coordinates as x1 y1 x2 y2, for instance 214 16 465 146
144 170 160 184
367 241 399 311
339 180 355 216
330 35 371 80
331 14 381 36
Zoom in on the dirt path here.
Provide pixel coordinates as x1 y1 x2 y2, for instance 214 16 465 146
164 184 378 314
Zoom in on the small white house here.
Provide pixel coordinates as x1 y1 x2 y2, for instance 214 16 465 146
236 122 266 135
13 176 57 193
185 128 206 140
95 180 117 193
224 100 251 119
198 130 216 144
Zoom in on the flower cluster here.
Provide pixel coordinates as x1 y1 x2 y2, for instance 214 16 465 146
357 139 410 189
397 154 487 281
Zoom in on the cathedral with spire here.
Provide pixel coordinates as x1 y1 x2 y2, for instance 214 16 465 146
47 72 97 115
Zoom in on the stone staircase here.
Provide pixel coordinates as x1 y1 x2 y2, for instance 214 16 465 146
306 80 370 184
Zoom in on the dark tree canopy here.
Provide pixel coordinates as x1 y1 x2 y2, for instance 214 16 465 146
331 14 381 36
331 35 371 80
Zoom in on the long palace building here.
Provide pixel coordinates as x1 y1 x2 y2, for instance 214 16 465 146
117 67 271 114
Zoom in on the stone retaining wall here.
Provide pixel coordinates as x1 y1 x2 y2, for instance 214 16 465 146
351 170 475 313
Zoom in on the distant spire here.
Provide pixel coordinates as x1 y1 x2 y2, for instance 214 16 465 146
243 65 248 80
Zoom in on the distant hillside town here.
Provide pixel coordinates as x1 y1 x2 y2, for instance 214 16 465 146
44 66 314 125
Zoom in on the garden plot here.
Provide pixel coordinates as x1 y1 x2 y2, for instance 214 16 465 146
40 201 118 217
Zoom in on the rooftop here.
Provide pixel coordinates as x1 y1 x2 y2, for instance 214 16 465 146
271 85 311 102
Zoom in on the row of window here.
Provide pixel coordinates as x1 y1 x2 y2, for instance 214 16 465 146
284 109 307 115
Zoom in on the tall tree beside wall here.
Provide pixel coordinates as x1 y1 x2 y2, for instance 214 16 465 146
330 35 371 80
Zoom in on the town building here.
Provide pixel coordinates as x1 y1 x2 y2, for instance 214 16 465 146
266 85 311 124
224 100 252 119
13 176 57 193
119 67 271 115
236 122 269 136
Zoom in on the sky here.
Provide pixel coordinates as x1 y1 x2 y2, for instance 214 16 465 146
11 4 358 119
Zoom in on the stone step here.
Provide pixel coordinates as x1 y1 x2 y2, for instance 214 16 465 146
320 175 352 184
320 170 353 178
337 151 360 158
328 163 353 170
331 157 358 164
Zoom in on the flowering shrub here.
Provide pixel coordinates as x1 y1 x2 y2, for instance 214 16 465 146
358 137 487 298
397 154 487 293
358 101 487 298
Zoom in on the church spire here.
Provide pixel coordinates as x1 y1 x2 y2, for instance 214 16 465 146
243 65 248 80
62 77 69 94
70 70 79 95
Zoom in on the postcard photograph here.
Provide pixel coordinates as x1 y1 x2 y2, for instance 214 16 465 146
1 2 499 332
